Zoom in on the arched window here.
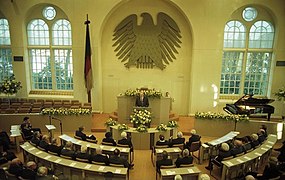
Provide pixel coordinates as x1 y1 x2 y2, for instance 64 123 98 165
220 7 274 96
0 18 13 81
27 6 73 91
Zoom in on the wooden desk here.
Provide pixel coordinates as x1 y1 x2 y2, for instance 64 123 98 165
59 134 131 162
110 125 177 150
21 142 128 180
221 134 277 180
160 166 201 180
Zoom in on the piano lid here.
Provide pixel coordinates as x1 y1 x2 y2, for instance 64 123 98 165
234 94 275 106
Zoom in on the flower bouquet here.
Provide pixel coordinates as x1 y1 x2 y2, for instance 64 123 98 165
105 118 118 127
130 109 152 128
156 123 167 131
0 74 22 95
118 123 129 131
41 108 91 116
195 112 249 122
167 120 179 128
136 125 148 133
274 87 285 100
124 88 162 98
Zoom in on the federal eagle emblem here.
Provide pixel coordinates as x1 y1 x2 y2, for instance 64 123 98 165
112 12 182 70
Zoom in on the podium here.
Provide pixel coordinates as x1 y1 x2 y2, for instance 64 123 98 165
117 95 171 125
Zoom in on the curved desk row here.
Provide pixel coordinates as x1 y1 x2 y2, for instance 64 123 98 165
200 131 240 164
110 125 178 150
221 134 277 180
21 142 128 180
59 134 131 162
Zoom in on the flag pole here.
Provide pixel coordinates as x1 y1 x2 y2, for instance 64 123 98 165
84 14 92 103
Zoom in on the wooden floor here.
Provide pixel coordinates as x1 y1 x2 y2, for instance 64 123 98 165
12 113 282 180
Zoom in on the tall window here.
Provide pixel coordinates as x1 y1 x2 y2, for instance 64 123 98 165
220 7 274 96
27 6 73 90
0 18 13 81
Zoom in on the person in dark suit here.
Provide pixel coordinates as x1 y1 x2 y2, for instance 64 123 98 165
38 135 50 151
156 135 169 146
185 129 200 149
241 136 252 152
8 158 24 177
90 147 109 165
0 130 11 151
109 148 133 169
175 149 193 167
47 138 63 156
20 117 41 138
60 141 76 160
102 132 117 146
118 131 133 151
30 131 42 146
169 131 185 147
75 126 96 141
20 161 37 180
274 140 285 162
75 145 90 162
257 129 266 143
250 134 260 149
0 151 17 164
205 143 232 170
36 166 55 180
135 90 149 107
230 140 244 157
156 150 173 173
260 124 268 137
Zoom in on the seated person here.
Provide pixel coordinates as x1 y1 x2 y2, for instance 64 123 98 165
231 140 244 157
21 117 41 138
0 130 11 151
241 136 252 152
169 131 185 147
38 135 50 151
274 140 285 162
200 174 211 180
20 161 37 180
90 147 109 165
102 132 116 146
75 126 96 141
205 143 232 170
36 166 55 180
156 150 173 173
60 141 76 160
250 134 260 149
8 158 24 177
257 129 266 143
260 124 268 137
156 135 169 146
0 151 17 165
47 138 63 156
118 131 133 151
30 131 42 146
76 145 90 162
174 175 182 180
135 89 149 107
175 149 193 167
185 129 200 149
109 148 133 169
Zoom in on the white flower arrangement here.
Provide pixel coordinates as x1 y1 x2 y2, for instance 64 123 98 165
105 118 118 127
274 87 285 100
156 123 167 131
118 123 129 131
41 108 91 116
130 109 152 126
167 120 179 128
0 74 22 95
124 88 162 98
136 125 148 133
195 112 249 122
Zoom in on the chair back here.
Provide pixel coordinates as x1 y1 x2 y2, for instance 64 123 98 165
155 145 168 149
101 142 114 146
93 161 106 165
76 157 89 163
179 164 194 167
109 163 125 168
74 136 81 140
86 139 98 144
172 143 184 150
60 154 73 159
117 144 129 148
189 141 201 152
235 152 245 157
160 165 176 169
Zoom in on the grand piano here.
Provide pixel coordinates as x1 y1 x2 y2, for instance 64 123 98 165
223 94 275 121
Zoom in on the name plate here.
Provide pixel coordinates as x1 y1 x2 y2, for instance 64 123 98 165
98 166 105 171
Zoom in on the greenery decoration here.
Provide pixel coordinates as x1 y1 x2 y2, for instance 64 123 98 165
41 108 91 116
167 120 179 128
130 109 152 127
195 112 249 122
274 87 285 100
136 125 148 133
0 74 22 95
118 123 129 131
105 118 118 127
156 123 167 131
124 88 162 98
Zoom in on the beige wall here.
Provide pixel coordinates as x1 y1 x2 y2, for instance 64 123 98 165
0 0 284 116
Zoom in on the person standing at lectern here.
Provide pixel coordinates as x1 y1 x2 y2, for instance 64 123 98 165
135 90 149 107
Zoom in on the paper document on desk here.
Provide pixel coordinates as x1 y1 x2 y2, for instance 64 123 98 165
44 156 51 160
85 164 92 169
115 169 121 173
188 169 194 173
55 159 61 163
98 166 105 171
165 170 175 175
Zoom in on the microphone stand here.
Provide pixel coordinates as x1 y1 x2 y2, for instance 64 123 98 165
52 117 63 135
